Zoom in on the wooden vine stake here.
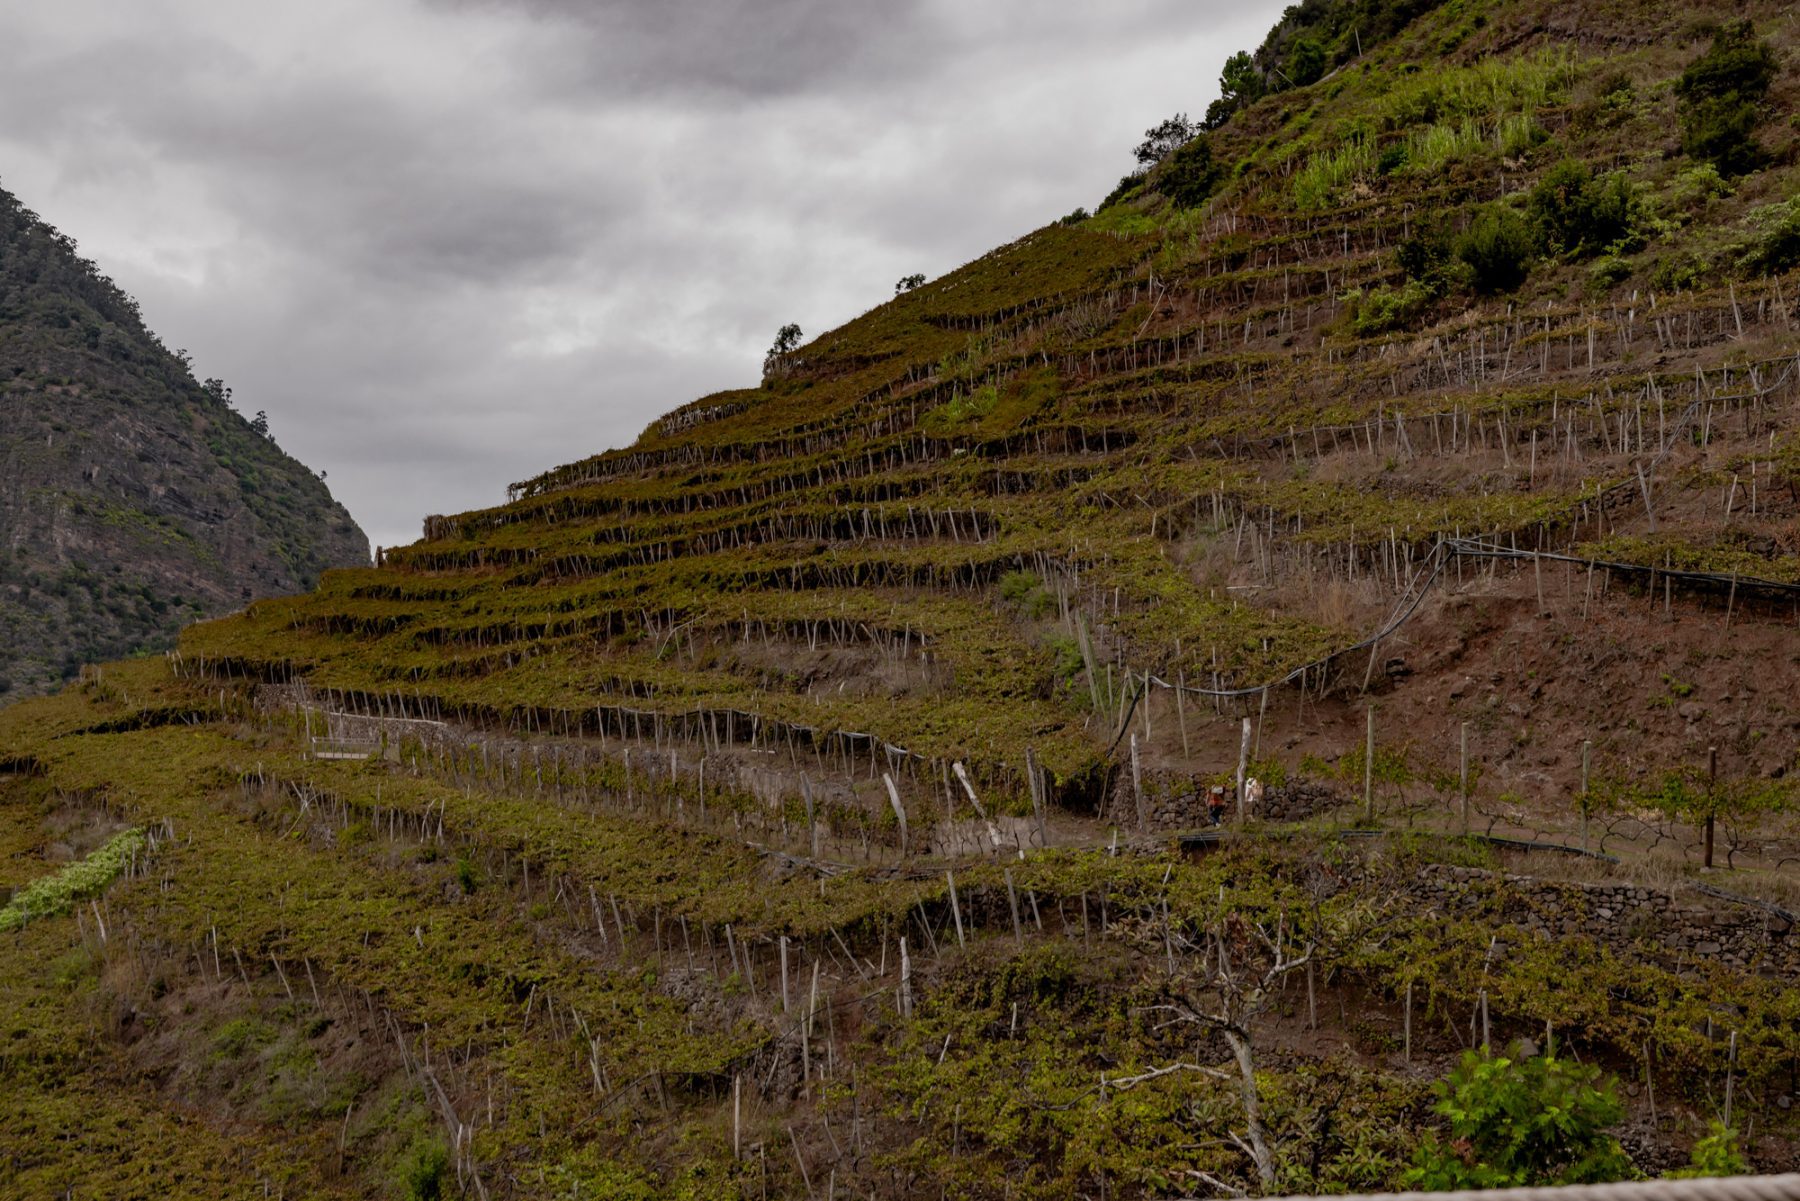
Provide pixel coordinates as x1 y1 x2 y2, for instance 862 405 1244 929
947 871 966 948
899 937 913 1018
1363 707 1375 824
882 773 908 859
1026 745 1048 848
1130 733 1146 830
1459 721 1470 834
1235 716 1252 821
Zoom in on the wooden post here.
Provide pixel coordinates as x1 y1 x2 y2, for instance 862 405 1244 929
734 1074 742 1159
1176 672 1190 757
1480 988 1490 1054
947 871 966 948
1705 745 1717 869
1026 746 1047 848
1460 722 1470 834
898 937 913 1018
1364 706 1375 823
780 936 790 1013
1235 716 1252 821
1004 870 1023 946
1130 733 1146 830
882 773 908 859
1580 740 1591 852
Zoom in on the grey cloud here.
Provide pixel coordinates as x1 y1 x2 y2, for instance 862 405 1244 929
0 0 1285 551
433 0 938 99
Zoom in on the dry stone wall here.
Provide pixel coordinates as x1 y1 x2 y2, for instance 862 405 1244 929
1413 864 1798 977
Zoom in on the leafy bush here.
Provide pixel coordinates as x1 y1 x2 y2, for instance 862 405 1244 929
1666 163 1731 212
1665 1122 1748 1179
1676 21 1777 175
1587 254 1632 294
1682 97 1766 176
1344 280 1432 334
1676 20 1777 107
1156 136 1224 208
1743 197 1800 275
927 385 999 429
1529 160 1638 257
1403 1047 1635 1188
998 570 1039 606
1457 207 1534 293
398 1139 451 1201
1287 37 1326 87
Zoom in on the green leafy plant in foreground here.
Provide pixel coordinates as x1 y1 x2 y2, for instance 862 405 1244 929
1665 1121 1749 1179
0 826 146 931
1403 1045 1635 1189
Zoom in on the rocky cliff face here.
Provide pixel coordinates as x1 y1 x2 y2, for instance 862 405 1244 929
0 184 367 701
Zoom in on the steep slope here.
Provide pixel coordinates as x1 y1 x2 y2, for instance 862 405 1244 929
3 1 1800 1197
0 183 368 701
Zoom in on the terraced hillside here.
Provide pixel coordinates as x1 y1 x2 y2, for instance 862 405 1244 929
5 0 1800 1196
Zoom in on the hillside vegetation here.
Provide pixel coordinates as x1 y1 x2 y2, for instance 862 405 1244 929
0 183 368 704
3 0 1800 1196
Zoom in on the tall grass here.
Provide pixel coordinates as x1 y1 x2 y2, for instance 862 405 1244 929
1494 112 1546 157
1294 135 1377 209
1290 48 1569 208
1406 118 1484 172
1380 48 1575 130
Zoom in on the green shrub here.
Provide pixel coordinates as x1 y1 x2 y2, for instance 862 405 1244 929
930 384 999 426
1457 207 1534 293
1666 163 1731 212
1676 20 1777 107
399 1139 451 1201
1666 1122 1748 1179
998 570 1039 605
1743 198 1800 275
1682 96 1766 176
1287 37 1326 87
1345 280 1432 334
1676 21 1777 175
1587 254 1632 294
1156 136 1224 208
1529 160 1638 257
1403 1047 1635 1188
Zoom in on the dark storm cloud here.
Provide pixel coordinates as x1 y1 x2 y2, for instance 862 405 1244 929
0 0 1284 551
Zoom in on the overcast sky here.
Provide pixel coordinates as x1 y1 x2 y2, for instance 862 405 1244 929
1 0 1283 551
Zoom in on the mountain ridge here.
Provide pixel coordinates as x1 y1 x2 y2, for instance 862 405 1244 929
0 181 369 701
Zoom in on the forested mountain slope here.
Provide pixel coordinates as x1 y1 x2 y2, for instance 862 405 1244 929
0 184 368 702
3 1 1799 1196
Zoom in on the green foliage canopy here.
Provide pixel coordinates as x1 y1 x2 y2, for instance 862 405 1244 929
1404 1047 1635 1189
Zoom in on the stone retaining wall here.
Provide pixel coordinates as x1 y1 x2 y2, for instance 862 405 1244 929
1413 864 1798 976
